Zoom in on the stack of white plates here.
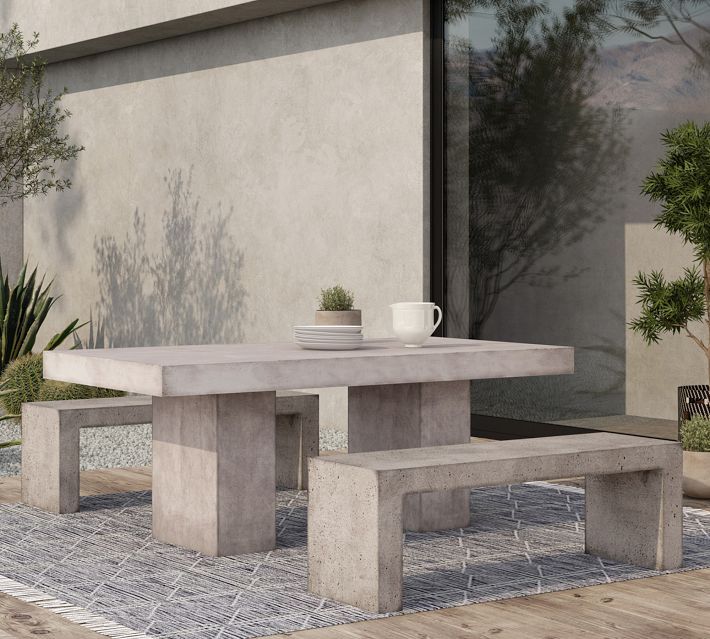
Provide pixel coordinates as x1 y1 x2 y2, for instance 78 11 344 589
293 325 363 350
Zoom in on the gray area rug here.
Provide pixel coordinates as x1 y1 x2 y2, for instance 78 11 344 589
0 483 709 639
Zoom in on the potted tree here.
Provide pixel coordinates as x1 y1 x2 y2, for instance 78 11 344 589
680 416 710 498
315 285 361 326
630 122 710 418
630 122 710 428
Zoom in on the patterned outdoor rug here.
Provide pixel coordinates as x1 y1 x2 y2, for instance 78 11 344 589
0 483 709 639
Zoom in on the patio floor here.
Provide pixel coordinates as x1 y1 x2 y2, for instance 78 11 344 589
0 466 708 639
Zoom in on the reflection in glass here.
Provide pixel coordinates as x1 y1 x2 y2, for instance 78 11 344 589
444 0 710 431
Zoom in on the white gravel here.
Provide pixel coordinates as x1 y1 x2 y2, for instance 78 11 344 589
0 420 348 477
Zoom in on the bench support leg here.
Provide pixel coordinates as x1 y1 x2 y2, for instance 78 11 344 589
348 381 471 531
586 465 683 571
275 402 318 490
21 406 80 514
308 462 403 613
152 392 276 556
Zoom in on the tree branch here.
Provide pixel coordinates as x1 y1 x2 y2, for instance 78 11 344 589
686 326 709 354
662 8 707 64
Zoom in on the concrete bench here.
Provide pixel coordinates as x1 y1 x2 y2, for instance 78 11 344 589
307 433 682 613
21 391 318 514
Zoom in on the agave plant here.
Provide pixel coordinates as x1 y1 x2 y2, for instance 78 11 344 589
0 259 84 378
72 309 107 349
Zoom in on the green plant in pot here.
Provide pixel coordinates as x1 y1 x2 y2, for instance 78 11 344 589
630 122 710 494
316 285 361 326
680 416 710 498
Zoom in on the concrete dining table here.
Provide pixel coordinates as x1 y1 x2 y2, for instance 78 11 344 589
43 337 573 556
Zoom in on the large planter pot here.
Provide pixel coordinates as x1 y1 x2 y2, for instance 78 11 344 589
683 451 710 499
315 310 362 326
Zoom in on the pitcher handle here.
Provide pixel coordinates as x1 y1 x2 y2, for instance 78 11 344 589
433 305 443 332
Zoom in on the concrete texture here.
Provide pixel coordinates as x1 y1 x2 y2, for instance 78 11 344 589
152 391 276 556
586 467 682 570
314 311 362 326
20 396 152 513
308 433 683 613
1 1 343 63
348 381 471 531
626 223 707 421
274 391 319 490
21 391 318 512
15 0 430 433
0 198 22 282
43 338 574 397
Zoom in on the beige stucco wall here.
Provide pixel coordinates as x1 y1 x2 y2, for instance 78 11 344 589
0 0 340 55
12 0 430 430
0 199 22 282
625 223 707 420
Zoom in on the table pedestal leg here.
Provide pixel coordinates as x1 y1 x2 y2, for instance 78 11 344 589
152 392 276 556
348 381 471 531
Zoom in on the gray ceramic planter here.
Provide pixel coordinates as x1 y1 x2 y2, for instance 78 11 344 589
314 310 362 326
683 450 710 499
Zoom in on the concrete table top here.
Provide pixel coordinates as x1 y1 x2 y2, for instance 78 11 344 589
43 337 573 397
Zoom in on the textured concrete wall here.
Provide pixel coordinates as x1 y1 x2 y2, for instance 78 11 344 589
19 0 430 430
0 198 22 282
625 224 706 421
0 0 339 55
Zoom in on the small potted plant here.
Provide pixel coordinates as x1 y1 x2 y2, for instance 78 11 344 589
316 285 361 326
680 415 710 498
629 122 710 426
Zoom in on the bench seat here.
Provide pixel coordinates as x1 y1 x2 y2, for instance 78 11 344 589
307 433 682 613
22 391 318 513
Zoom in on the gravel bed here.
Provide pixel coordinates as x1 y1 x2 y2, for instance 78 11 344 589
0 420 349 477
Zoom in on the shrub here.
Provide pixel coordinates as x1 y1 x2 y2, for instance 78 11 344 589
38 380 123 402
680 415 710 453
0 353 43 417
0 352 124 422
319 285 355 311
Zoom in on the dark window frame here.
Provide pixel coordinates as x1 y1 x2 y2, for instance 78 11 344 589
430 0 446 336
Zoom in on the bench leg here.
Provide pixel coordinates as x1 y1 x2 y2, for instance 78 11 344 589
21 407 80 514
275 401 318 490
152 392 276 556
276 414 301 489
308 461 403 613
586 466 683 571
348 381 471 531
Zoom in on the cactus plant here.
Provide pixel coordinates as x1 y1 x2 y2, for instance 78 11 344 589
0 352 124 424
38 380 123 402
0 353 43 418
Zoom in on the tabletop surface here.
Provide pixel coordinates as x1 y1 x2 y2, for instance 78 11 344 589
43 337 574 397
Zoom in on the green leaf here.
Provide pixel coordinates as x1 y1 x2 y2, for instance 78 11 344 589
0 258 87 377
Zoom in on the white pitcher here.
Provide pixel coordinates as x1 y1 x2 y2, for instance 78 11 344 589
390 302 443 347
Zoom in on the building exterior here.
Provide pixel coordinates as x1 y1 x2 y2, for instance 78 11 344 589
2 0 710 434
1 0 431 428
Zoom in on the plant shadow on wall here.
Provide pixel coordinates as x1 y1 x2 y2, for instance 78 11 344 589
93 169 246 347
445 0 630 339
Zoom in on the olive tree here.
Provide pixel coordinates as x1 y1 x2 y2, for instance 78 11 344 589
0 25 82 206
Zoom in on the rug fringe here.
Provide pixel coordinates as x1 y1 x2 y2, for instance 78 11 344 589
0 576 150 639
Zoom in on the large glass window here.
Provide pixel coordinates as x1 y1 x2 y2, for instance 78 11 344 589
441 0 710 438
